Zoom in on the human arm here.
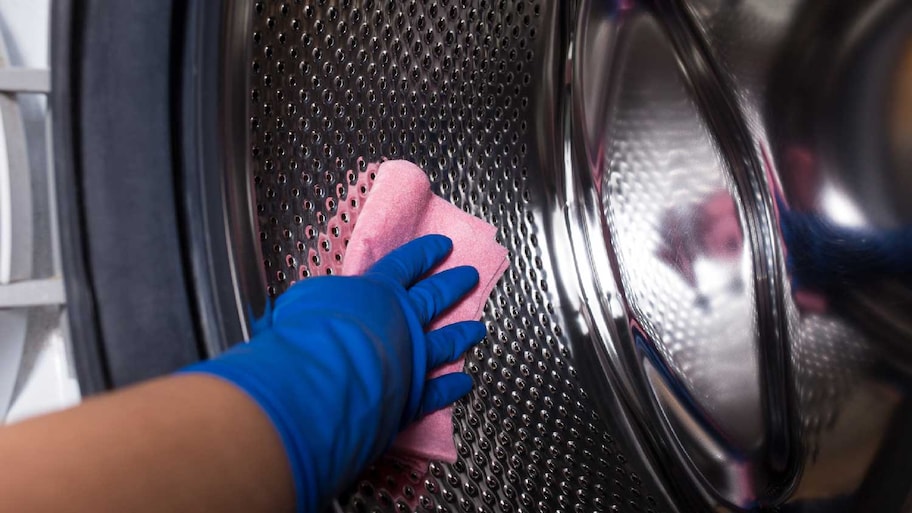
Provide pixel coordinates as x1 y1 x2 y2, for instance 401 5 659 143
0 234 482 512
0 374 295 513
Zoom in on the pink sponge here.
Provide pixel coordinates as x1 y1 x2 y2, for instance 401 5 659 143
341 159 509 465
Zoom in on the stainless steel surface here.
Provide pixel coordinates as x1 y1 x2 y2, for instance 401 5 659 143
191 0 263 351
681 0 912 510
565 0 797 508
565 0 912 509
221 0 263 345
234 0 912 511
246 1 675 512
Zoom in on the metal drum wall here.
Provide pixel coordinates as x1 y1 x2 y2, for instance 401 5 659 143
240 0 912 511
247 1 675 512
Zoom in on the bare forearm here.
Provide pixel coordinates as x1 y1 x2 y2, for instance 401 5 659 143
0 374 294 513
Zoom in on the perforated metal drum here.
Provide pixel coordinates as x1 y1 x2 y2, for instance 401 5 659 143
224 0 912 511
246 1 675 511
40 0 912 510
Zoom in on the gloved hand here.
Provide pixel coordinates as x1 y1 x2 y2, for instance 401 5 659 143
182 234 484 513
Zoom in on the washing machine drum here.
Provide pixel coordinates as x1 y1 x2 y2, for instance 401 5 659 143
52 1 912 511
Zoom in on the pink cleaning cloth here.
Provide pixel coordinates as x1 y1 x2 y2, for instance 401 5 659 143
341 160 509 464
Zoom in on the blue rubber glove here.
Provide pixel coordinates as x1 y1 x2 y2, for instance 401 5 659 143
182 234 484 513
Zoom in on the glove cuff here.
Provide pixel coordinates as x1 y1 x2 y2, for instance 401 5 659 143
179 346 319 513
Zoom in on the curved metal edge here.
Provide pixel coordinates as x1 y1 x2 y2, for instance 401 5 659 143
175 0 259 356
556 11 714 513
218 0 265 344
765 0 912 369
655 0 801 502
563 0 801 508
528 3 690 512
560 109 707 513
48 0 109 394
219 0 269 346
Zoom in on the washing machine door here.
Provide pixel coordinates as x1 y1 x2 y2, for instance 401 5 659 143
50 0 912 512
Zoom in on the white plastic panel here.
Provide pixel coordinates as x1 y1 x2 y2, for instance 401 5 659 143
0 0 80 422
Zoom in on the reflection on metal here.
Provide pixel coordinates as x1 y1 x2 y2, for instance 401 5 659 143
241 1 677 512
565 0 798 508
0 26 35 419
690 0 912 510
217 0 263 343
232 0 912 510
563 0 912 510
179 0 261 355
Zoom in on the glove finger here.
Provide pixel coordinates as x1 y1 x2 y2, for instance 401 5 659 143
426 321 486 369
416 373 474 419
409 266 479 325
367 234 453 288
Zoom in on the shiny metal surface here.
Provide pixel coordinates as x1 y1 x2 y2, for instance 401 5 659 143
179 0 263 357
682 0 912 510
218 0 263 345
245 1 675 512
233 0 912 511
565 0 912 510
566 0 798 508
